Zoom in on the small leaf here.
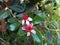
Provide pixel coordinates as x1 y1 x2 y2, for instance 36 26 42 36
32 29 43 45
46 30 52 44
37 13 46 19
9 4 26 13
57 33 60 44
32 34 41 43
9 22 20 31
17 29 26 36
8 17 18 23
33 11 46 24
6 42 11 45
34 11 46 19
16 13 23 17
0 10 10 20
53 20 59 28
35 29 43 44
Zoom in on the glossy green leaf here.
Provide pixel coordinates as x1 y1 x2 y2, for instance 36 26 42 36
9 22 20 31
8 17 18 23
35 29 43 44
32 34 41 43
46 30 52 44
33 15 43 24
32 29 43 45
37 13 46 19
34 11 46 19
9 4 26 13
16 13 23 17
17 29 26 36
33 11 46 24
57 32 60 44
0 10 10 20
53 20 59 28
6 42 11 45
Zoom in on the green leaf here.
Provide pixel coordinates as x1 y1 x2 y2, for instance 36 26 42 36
9 22 20 31
34 11 46 19
9 4 26 13
33 11 46 24
6 42 11 45
57 32 60 44
32 29 43 45
46 30 52 44
35 29 43 44
17 29 26 36
16 13 23 17
0 10 10 20
37 13 46 19
55 7 60 16
33 16 43 24
8 17 18 23
53 20 59 28
32 34 41 43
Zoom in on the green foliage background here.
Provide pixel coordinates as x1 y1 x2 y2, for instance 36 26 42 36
0 0 60 45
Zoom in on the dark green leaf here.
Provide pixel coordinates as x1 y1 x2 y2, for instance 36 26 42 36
46 30 52 44
53 20 59 28
9 22 20 31
33 16 42 24
32 29 43 45
16 13 23 17
17 29 26 36
57 33 60 44
35 29 43 44
0 10 10 20
32 34 41 43
9 4 26 13
6 42 11 45
8 17 18 23
33 11 46 24
34 11 46 19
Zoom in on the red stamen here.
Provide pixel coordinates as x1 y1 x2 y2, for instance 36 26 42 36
23 13 29 20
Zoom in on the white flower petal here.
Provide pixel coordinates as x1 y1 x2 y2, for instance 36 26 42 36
22 27 26 30
22 20 25 25
31 30 36 34
26 20 30 25
27 32 30 36
5 7 8 10
28 17 32 21
30 23 33 27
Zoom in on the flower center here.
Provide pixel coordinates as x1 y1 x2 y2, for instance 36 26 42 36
23 13 29 20
25 26 33 32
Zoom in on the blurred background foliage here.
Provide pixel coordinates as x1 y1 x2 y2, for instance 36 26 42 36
0 0 60 45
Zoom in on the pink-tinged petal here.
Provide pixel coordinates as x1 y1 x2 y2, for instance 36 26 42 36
31 30 36 34
22 20 25 25
28 17 32 21
26 20 30 25
28 23 33 27
22 27 26 30
27 32 30 36
30 23 33 27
